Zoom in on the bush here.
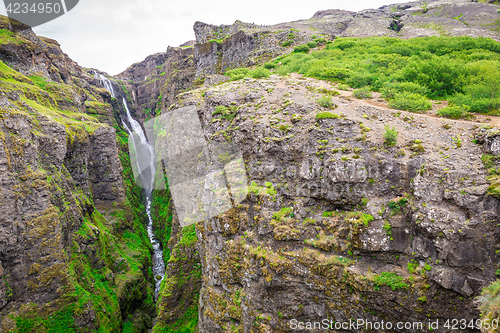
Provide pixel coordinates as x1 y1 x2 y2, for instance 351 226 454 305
315 37 326 44
337 83 350 90
281 40 293 47
437 105 470 119
316 112 340 119
225 68 249 81
249 67 271 79
263 62 276 69
306 41 318 48
346 72 377 88
317 95 336 109
380 82 429 99
383 125 398 147
388 92 432 112
352 87 372 99
317 87 340 96
448 83 500 113
294 44 310 53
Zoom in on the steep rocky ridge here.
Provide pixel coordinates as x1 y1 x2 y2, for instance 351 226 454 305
0 16 156 332
167 73 500 332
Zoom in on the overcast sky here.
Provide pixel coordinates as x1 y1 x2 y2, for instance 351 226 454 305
1 0 398 75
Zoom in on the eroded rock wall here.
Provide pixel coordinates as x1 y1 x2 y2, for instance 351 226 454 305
162 76 500 332
0 17 155 332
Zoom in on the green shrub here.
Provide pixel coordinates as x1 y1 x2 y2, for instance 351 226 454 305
380 82 429 99
383 125 398 147
317 87 340 96
306 41 318 48
352 87 372 99
249 67 271 79
316 112 340 119
449 84 500 113
230 74 246 81
263 62 276 69
337 83 350 90
281 40 293 47
225 68 249 81
346 72 377 88
315 37 326 44
437 105 470 119
317 95 336 109
388 92 432 112
294 44 310 53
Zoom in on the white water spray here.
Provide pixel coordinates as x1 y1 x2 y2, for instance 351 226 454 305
99 75 165 300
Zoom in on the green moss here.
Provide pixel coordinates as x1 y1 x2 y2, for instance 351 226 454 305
272 207 294 221
373 272 409 291
0 28 24 45
179 225 198 247
29 75 47 90
478 280 500 331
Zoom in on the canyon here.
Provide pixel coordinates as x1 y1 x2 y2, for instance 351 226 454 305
0 0 500 332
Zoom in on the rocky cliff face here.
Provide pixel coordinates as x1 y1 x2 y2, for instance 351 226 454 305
1 0 500 332
0 16 155 332
117 46 197 122
167 73 500 333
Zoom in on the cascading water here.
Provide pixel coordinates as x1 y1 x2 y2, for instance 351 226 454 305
98 74 165 300
97 73 116 98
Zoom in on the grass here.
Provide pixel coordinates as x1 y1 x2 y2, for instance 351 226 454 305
225 67 270 80
383 125 398 147
352 87 372 99
271 36 500 114
316 111 340 119
478 280 500 330
212 105 238 121
29 75 47 89
317 95 336 109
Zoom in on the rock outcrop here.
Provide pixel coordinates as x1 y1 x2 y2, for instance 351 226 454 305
163 74 500 332
0 16 155 332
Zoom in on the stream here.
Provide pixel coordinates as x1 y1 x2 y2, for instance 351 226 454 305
98 74 165 300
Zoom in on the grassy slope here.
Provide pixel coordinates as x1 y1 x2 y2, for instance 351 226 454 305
228 36 500 116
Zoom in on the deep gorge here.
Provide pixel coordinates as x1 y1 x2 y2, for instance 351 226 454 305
1 0 500 332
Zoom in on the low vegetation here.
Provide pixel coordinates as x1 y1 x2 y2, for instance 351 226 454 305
383 125 398 147
271 36 500 114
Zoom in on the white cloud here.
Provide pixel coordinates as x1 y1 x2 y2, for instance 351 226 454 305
1 0 398 75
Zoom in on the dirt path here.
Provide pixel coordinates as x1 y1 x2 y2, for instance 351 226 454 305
288 73 500 128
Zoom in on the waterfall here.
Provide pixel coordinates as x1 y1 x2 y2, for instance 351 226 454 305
96 73 116 98
99 75 165 300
